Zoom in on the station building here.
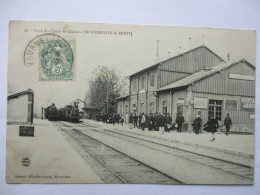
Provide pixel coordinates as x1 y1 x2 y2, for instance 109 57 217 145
156 59 255 133
116 45 255 133
7 88 34 125
116 94 129 123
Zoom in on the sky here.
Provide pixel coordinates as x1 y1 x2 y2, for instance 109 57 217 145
7 21 256 116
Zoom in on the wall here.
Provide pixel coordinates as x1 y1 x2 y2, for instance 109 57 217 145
191 92 255 133
117 98 129 123
7 94 29 124
158 46 223 88
191 61 255 96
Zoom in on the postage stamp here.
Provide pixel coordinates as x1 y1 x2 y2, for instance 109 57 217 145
24 33 75 81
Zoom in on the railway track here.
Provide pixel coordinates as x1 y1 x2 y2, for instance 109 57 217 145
54 121 183 184
55 121 254 184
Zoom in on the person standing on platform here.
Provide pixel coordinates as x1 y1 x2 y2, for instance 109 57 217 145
165 113 172 132
129 113 133 124
154 113 159 131
224 113 232 136
112 113 116 126
133 113 138 128
192 115 202 134
141 113 146 131
204 115 219 141
117 113 120 124
138 113 142 129
159 113 166 134
176 112 184 132
148 113 154 131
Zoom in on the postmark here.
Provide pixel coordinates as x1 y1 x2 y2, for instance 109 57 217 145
24 33 75 81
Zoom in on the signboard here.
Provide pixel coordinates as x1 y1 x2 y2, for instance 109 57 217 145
250 114 255 119
139 89 146 94
177 98 185 104
194 97 208 109
241 97 255 112
19 126 34 136
229 74 255 81
225 99 237 111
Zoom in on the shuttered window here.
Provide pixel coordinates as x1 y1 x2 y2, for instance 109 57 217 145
150 73 155 86
133 80 136 90
162 100 167 114
149 102 155 113
141 76 145 89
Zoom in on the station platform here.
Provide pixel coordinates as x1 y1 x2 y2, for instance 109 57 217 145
83 119 255 158
6 119 103 183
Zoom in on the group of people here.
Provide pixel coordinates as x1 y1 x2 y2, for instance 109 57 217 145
99 111 233 142
129 112 185 134
101 113 124 126
192 113 232 141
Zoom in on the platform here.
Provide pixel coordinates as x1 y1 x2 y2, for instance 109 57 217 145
6 119 103 183
83 119 255 157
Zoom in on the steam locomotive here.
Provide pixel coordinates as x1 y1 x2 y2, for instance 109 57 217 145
44 102 80 123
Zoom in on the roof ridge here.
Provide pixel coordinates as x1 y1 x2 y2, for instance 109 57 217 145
156 59 254 92
128 44 225 77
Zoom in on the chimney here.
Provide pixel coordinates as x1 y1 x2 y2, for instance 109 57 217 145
227 53 230 61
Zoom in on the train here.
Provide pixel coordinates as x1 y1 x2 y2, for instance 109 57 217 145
44 102 80 123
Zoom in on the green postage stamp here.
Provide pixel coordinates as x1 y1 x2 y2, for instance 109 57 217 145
39 38 74 81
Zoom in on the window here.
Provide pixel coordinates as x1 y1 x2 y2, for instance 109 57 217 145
208 100 223 121
149 102 155 113
133 80 136 90
177 98 184 114
162 100 167 114
150 73 155 86
141 76 145 89
177 104 183 114
125 105 128 114
133 104 137 112
119 105 122 114
140 103 145 113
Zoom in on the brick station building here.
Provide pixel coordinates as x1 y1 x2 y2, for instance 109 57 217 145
116 45 255 133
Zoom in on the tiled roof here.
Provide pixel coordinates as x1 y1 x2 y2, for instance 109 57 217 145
156 59 254 92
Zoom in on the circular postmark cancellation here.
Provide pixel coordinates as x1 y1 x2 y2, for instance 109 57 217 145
22 157 31 167
24 33 75 81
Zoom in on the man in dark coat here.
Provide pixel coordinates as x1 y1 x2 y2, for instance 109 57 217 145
192 115 202 134
117 113 120 124
224 113 232 136
129 113 133 124
158 113 166 134
133 113 138 128
153 113 158 131
144 113 149 130
204 115 219 141
148 113 154 131
175 112 184 132
138 113 142 129
112 113 117 125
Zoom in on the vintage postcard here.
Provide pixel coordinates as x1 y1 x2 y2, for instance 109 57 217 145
6 20 256 184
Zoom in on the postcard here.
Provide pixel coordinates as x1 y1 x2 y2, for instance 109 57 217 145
6 20 255 184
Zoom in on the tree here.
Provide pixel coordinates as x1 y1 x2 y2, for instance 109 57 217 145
85 66 128 113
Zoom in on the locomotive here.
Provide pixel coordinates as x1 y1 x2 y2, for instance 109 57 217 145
44 102 80 123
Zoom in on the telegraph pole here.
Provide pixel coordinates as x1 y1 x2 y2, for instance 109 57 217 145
106 84 109 113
